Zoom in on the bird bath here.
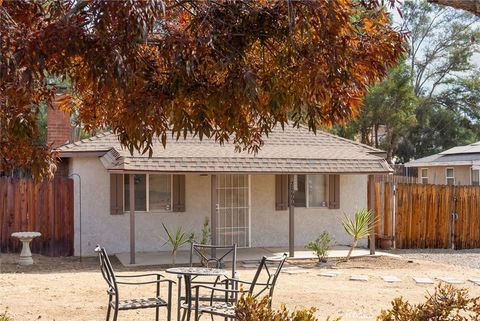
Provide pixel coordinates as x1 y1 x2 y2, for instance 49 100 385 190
11 232 41 265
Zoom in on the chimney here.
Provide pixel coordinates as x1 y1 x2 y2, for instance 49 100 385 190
47 93 72 149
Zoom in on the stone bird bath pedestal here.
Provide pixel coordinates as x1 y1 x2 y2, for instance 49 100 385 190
11 232 42 265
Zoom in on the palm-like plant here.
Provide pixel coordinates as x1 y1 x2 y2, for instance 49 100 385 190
161 223 194 265
341 208 375 261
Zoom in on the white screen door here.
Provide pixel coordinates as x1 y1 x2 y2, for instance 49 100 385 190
216 174 250 247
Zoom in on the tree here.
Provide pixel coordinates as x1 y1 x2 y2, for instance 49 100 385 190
402 0 479 99
428 0 480 16
334 0 480 162
396 0 480 161
0 0 406 178
340 61 417 163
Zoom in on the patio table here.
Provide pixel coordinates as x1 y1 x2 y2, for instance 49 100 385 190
166 267 227 321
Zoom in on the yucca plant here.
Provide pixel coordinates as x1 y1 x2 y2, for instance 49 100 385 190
161 223 194 265
341 208 375 261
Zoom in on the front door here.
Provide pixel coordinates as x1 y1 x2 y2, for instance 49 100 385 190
216 174 250 247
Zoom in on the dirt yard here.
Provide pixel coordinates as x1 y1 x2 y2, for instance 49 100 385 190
1 253 480 321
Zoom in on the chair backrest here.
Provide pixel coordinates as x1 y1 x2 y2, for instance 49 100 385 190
248 253 287 299
189 243 237 278
95 245 118 297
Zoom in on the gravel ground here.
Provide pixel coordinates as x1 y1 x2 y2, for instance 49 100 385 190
390 248 480 269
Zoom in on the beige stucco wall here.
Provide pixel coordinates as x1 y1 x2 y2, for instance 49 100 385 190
250 175 368 248
71 158 368 256
418 165 472 185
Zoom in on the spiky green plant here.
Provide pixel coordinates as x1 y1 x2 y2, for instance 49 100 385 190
341 208 375 261
161 223 194 265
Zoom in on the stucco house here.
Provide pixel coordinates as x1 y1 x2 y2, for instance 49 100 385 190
57 126 391 260
405 141 480 186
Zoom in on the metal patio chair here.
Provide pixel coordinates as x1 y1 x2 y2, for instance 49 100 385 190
95 245 174 321
178 243 237 320
192 253 288 321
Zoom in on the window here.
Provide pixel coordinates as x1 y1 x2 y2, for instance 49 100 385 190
294 175 328 208
124 174 172 212
446 168 455 186
421 168 428 184
149 174 172 211
124 174 147 211
472 168 479 186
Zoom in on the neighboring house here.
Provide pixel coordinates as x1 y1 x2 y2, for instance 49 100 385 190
56 126 391 257
405 141 480 186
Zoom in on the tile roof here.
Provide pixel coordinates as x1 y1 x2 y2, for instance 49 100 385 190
60 126 392 173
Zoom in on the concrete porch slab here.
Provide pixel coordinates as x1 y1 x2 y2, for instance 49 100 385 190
116 246 398 267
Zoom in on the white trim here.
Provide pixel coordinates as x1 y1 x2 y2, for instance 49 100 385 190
420 168 428 184
122 172 173 213
446 167 455 185
304 174 328 208
471 167 480 186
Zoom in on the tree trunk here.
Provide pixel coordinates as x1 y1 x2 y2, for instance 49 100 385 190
345 239 358 261
428 0 480 16
374 124 379 148
172 250 177 266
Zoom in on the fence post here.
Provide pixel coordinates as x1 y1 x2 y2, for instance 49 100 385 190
450 185 457 250
368 175 375 255
392 183 396 249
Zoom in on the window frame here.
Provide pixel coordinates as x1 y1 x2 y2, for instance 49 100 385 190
471 168 480 186
295 174 329 208
123 173 174 213
446 167 455 186
420 168 428 184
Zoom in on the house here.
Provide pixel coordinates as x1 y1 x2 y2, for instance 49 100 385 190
56 125 391 260
405 141 480 186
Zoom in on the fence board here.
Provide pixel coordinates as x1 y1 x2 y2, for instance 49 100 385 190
0 177 73 256
370 175 480 250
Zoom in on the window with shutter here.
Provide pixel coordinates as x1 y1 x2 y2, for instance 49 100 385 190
275 175 288 210
328 175 340 209
172 175 186 212
110 174 124 215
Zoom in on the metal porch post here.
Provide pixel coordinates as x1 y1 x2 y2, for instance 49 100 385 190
288 174 295 258
129 174 136 264
211 175 217 257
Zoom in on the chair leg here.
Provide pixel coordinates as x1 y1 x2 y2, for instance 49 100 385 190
112 306 118 321
156 306 159 321
105 305 111 321
106 296 112 321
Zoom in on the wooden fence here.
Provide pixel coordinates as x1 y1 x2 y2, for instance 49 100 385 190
0 177 74 256
369 175 480 249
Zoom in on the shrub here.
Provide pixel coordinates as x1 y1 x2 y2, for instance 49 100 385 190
305 231 332 263
235 294 339 321
0 309 12 321
377 284 480 320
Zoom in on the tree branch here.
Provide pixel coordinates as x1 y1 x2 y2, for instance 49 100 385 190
428 0 480 16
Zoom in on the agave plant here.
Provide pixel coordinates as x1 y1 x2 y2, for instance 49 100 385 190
341 208 375 261
161 223 194 265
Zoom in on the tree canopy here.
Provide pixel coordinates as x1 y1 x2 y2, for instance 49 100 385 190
333 0 480 163
0 0 405 178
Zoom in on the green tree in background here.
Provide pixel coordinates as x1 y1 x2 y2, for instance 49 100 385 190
334 0 480 163
335 61 417 164
397 0 480 161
